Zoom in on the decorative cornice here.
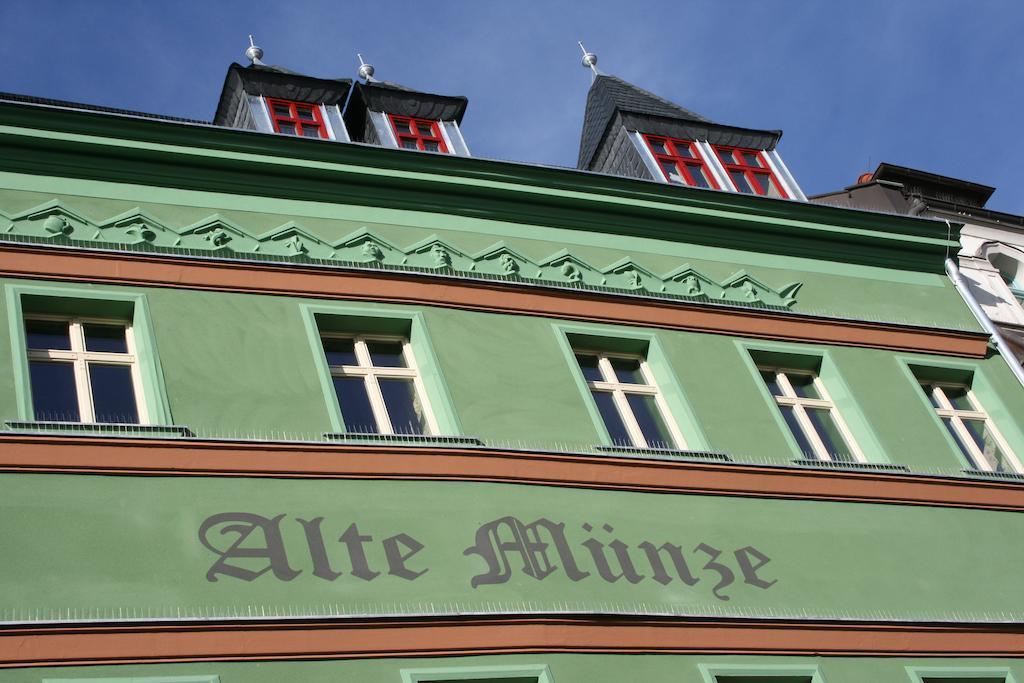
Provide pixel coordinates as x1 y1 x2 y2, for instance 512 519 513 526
0 100 959 273
0 434 1021 512
0 242 989 357
0 200 805 308
3 615 1024 667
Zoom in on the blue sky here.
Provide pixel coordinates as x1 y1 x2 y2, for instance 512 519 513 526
2 1 1022 213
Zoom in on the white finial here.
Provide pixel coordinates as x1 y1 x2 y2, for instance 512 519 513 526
245 34 265 65
578 41 600 77
357 53 377 82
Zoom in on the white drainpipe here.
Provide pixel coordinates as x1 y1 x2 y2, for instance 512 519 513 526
946 257 1024 388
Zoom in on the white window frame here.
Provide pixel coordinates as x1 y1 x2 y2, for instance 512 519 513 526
920 381 1022 473
322 333 439 435
577 349 686 449
759 366 864 462
24 314 149 424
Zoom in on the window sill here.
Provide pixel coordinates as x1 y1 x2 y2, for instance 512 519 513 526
323 432 485 447
961 468 1024 482
5 421 193 438
791 458 910 473
594 445 731 462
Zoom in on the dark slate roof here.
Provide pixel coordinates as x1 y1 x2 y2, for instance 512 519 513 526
0 90 209 125
343 81 468 144
577 74 782 170
872 162 995 208
213 63 352 127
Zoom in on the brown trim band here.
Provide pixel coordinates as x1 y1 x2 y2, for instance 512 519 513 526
2 435 1023 512
3 615 1024 667
0 243 989 357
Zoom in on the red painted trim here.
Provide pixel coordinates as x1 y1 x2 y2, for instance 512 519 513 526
265 98 329 140
643 134 720 189
714 144 789 199
388 114 449 153
1 435 1023 512
3 615 1024 667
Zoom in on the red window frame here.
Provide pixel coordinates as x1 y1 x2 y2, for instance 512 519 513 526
643 134 719 189
388 115 449 153
713 145 788 198
265 98 329 139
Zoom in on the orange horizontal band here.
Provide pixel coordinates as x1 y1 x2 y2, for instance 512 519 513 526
3 615 1024 667
1 435 1021 512
0 244 988 357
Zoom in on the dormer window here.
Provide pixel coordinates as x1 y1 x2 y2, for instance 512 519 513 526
266 98 329 139
388 115 448 153
714 146 788 198
643 135 718 189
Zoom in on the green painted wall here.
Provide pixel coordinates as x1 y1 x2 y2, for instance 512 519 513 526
6 653 1024 682
2 473 1024 621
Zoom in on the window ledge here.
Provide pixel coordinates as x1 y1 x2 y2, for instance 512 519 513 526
323 432 485 447
961 468 1024 482
791 458 910 473
5 421 193 438
594 445 732 462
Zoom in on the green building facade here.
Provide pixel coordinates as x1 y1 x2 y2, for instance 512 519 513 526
0 52 1023 682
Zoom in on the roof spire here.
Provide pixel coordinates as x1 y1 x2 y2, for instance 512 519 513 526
245 35 265 66
357 53 378 82
578 41 601 79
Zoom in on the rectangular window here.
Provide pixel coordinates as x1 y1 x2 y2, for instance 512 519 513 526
918 381 1020 473
321 333 438 435
643 134 719 189
575 350 683 449
266 97 328 139
758 367 861 462
24 316 146 424
389 115 449 153
714 145 789 198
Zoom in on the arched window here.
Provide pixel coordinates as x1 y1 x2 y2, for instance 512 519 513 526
989 252 1024 305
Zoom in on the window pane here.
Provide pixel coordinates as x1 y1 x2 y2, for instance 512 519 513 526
659 159 685 184
366 340 407 367
685 163 711 188
943 385 974 411
413 121 435 136
379 378 426 435
648 138 668 155
760 370 783 396
942 417 974 460
592 390 632 446
747 173 769 195
26 319 71 350
296 107 315 121
763 175 784 198
780 405 815 458
671 141 695 158
717 148 735 165
29 361 79 421
393 119 412 134
272 103 291 117
83 324 128 353
88 364 139 424
609 357 646 384
626 393 674 449
277 122 296 135
729 170 754 193
322 337 358 366
400 138 419 150
741 151 762 167
962 418 1011 472
299 125 321 138
806 407 854 462
920 383 942 408
575 354 604 383
423 140 440 152
786 373 821 399
333 376 378 433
